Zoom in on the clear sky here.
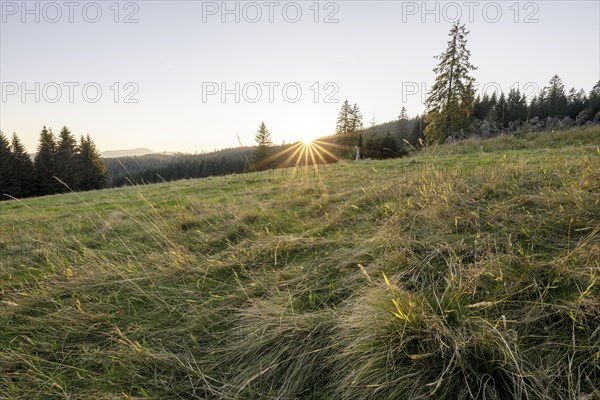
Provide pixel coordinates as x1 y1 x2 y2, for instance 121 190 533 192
1 0 599 153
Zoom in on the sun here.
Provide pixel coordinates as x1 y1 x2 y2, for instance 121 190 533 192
251 133 347 171
298 133 318 145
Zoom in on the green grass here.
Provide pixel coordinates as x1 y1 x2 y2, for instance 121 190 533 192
1 126 599 399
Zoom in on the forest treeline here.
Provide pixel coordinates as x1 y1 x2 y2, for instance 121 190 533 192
0 127 107 200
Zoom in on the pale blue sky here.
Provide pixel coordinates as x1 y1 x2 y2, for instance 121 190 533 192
1 1 599 153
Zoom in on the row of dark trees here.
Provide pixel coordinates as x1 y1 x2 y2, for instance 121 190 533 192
471 76 600 128
361 132 408 159
0 127 107 199
105 153 251 186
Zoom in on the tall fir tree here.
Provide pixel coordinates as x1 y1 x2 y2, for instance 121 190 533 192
55 126 78 191
545 75 568 117
33 126 58 196
397 107 409 140
380 132 400 159
505 88 528 125
494 92 507 128
349 103 364 132
75 135 107 191
472 94 482 119
528 94 541 119
10 133 35 198
425 22 477 143
0 132 13 197
336 101 364 134
336 100 353 134
398 107 408 121
586 81 600 122
409 114 425 146
566 88 587 120
252 122 274 171
537 89 550 118
473 93 496 121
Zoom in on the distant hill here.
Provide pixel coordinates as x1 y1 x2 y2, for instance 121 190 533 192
100 148 158 158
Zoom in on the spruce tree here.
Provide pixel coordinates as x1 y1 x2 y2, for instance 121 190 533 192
587 81 600 122
252 122 274 170
494 92 507 128
398 107 408 121
546 75 568 117
529 95 540 119
364 133 381 159
397 107 409 140
336 101 364 134
409 115 425 146
566 88 587 120
55 126 78 191
472 95 482 119
350 103 364 132
425 22 477 143
0 132 13 198
336 100 352 134
75 135 107 191
505 89 528 125
10 133 35 198
537 89 550 119
33 126 58 196
380 132 400 159
474 93 495 121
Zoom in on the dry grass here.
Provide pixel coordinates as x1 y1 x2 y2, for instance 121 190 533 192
0 126 599 399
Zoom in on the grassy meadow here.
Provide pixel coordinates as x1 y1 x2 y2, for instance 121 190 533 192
1 127 599 399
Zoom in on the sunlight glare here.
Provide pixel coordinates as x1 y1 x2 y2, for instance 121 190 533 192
299 133 318 145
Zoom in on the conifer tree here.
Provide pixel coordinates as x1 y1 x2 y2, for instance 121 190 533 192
349 103 364 132
545 75 568 117
528 94 540 119
472 94 482 119
33 126 58 196
0 132 13 197
75 135 107 190
537 89 550 119
494 92 507 128
364 133 381 159
336 100 352 134
566 88 587 120
409 114 425 146
505 88 528 125
380 132 400 159
55 126 78 191
398 107 408 121
587 81 600 122
10 133 35 197
425 22 477 143
252 122 274 170
336 101 364 134
473 93 495 121
397 107 409 140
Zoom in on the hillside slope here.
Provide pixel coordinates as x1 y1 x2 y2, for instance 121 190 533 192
1 127 599 399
